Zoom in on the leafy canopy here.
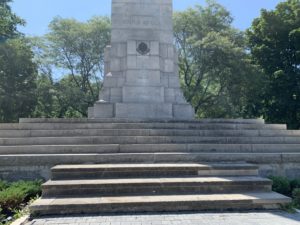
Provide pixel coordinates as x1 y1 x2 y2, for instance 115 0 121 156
46 16 111 101
174 0 264 118
0 0 25 42
247 0 300 128
30 16 111 118
0 39 38 122
0 0 37 123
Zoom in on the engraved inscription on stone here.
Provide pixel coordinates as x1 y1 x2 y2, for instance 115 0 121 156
137 42 150 55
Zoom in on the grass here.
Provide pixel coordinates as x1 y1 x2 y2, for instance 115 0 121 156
0 180 42 225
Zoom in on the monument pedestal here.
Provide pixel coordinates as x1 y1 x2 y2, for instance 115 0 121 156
89 102 194 119
88 0 195 120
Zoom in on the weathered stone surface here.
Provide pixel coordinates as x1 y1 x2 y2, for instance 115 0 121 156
50 163 259 180
1 118 299 182
173 104 195 119
89 0 194 119
115 103 173 119
29 161 290 215
41 177 272 197
2 118 298 197
125 70 161 86
92 102 114 118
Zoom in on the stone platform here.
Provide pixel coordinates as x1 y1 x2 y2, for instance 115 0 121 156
1 118 300 181
0 118 298 214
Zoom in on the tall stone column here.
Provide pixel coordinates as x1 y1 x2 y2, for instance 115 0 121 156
88 0 194 119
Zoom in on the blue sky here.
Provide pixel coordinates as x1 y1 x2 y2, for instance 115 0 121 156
11 0 284 36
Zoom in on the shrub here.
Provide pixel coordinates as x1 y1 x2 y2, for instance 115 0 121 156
9 180 42 201
0 208 4 221
0 187 25 211
292 188 300 207
269 176 291 196
0 181 8 192
291 179 300 190
0 180 42 212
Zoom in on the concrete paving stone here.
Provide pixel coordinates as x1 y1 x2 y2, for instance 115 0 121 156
26 212 300 225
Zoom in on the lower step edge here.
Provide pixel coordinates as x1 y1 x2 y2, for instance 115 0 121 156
30 197 290 216
30 202 287 216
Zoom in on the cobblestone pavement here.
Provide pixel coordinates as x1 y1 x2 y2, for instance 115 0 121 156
26 211 300 225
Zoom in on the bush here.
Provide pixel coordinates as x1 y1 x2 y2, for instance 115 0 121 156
292 188 300 207
0 181 8 192
0 208 4 222
269 176 291 196
0 188 25 211
0 180 42 212
291 179 300 190
9 180 42 201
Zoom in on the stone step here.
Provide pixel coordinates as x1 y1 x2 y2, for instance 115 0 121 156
1 143 300 155
51 163 258 180
1 136 300 146
20 118 266 124
124 143 300 153
30 192 291 215
1 152 300 167
41 176 272 197
0 123 287 130
0 129 299 138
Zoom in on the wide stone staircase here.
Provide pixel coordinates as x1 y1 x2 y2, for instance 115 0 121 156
30 163 290 215
1 118 299 214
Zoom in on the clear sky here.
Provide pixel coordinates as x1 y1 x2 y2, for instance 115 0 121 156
11 0 284 36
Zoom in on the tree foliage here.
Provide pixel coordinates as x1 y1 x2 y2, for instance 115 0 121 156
0 39 37 122
46 16 110 102
0 1 37 122
247 0 300 128
0 0 25 42
32 74 97 118
30 16 110 117
174 0 264 118
1 0 299 126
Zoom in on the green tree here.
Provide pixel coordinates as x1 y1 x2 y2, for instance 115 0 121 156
30 37 57 118
32 74 97 118
174 0 264 118
46 16 110 103
32 73 56 118
0 39 37 122
0 0 37 122
247 0 300 128
0 0 25 42
31 17 110 117
53 75 98 117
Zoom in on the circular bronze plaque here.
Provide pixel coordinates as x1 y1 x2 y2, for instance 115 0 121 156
137 42 150 55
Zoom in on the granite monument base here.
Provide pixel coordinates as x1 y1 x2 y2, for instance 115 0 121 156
88 102 194 119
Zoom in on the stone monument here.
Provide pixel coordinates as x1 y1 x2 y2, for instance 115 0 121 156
2 0 293 215
88 0 194 119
